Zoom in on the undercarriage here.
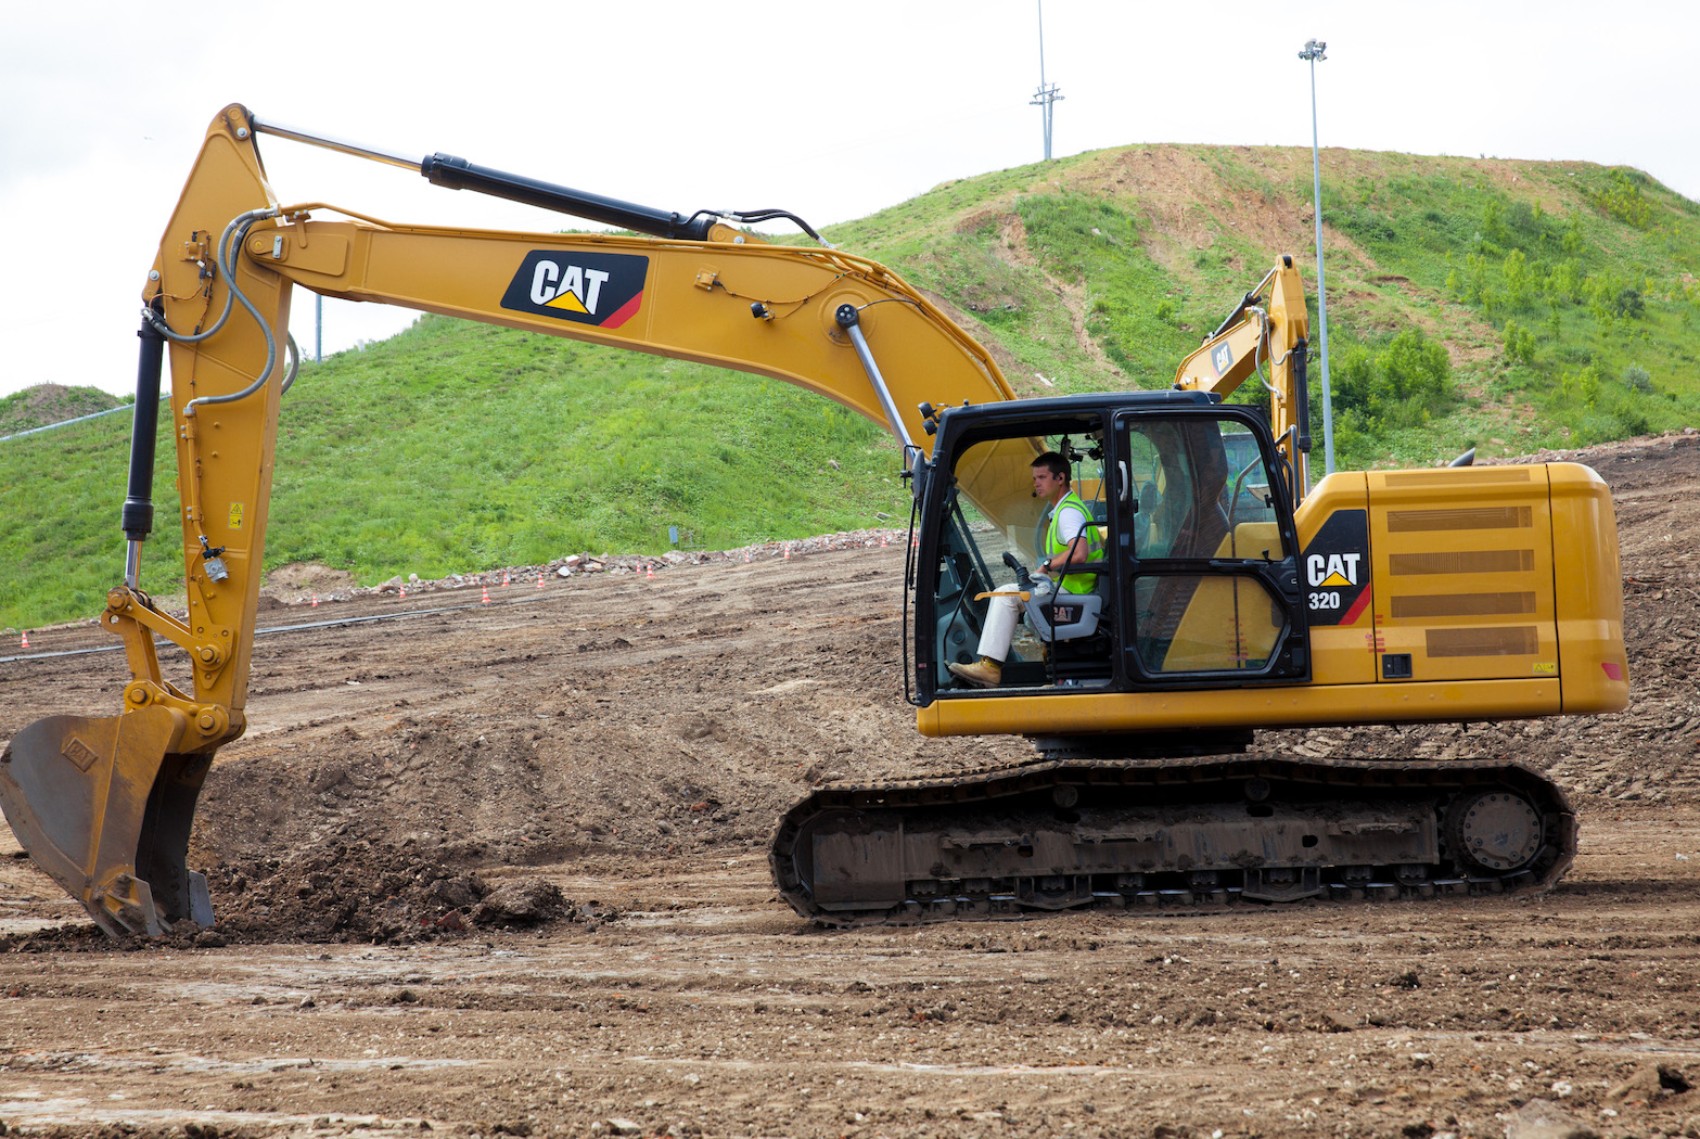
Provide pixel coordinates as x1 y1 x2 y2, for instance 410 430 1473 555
770 753 1575 923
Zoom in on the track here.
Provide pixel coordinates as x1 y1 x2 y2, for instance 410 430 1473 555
771 754 1575 923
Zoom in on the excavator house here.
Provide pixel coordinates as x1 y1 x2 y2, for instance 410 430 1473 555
0 106 1629 935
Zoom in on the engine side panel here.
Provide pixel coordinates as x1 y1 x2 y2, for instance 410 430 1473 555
1363 466 1552 685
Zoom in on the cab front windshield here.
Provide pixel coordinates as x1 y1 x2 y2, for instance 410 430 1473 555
930 425 1108 683
946 430 1107 588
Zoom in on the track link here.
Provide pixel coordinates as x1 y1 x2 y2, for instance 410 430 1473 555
769 755 1575 924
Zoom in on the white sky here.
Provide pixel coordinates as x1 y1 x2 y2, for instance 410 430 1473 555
3 1 1696 401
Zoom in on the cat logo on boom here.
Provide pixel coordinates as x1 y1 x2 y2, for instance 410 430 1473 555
501 251 648 329
1211 341 1234 376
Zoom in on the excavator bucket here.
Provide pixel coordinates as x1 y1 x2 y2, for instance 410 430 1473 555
0 707 213 937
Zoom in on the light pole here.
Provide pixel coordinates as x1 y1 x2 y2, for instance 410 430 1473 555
1031 0 1062 161
1299 38 1335 477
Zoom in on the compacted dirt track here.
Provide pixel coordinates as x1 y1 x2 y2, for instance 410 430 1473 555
2 434 1699 1138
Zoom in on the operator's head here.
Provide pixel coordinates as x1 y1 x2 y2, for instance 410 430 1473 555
1031 451 1071 501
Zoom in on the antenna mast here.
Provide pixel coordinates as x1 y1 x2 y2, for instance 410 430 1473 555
1030 0 1063 160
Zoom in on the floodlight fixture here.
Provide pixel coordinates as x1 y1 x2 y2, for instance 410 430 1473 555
1301 37 1336 477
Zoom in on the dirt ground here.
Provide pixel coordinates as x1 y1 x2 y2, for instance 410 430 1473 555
3 433 1699 1139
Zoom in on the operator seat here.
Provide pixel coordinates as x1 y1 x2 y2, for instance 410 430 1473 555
1021 495 1113 684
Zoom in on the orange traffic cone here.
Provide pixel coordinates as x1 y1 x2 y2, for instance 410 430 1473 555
502 570 510 587
20 630 29 649
646 564 656 580
399 585 406 599
311 593 319 607
536 572 545 590
481 583 491 604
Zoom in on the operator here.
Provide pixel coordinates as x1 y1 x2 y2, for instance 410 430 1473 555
948 452 1102 689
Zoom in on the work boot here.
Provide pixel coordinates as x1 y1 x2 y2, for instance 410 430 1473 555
948 657 1003 688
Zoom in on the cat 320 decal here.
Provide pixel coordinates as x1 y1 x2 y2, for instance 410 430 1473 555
1302 508 1372 626
501 251 648 328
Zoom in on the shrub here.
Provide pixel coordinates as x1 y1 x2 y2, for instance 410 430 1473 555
1329 329 1457 431
1502 249 1533 310
1587 169 1654 230
1502 319 1536 364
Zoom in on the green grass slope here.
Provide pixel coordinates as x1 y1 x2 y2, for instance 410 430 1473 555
4 142 1698 629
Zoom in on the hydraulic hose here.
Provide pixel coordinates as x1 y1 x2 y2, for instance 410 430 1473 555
145 208 283 417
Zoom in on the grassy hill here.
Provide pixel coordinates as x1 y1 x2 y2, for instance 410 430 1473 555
846 144 1700 460
4 143 1698 630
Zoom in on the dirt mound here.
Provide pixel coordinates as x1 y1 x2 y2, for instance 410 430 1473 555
0 383 124 436
1 839 609 952
260 562 362 604
203 839 610 944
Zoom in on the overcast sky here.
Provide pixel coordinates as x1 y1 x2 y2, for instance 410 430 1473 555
3 1 1696 402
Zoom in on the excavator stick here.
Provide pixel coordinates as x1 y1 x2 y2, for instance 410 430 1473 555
1 708 213 937
0 118 279 936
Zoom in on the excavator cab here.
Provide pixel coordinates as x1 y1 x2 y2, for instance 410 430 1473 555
912 391 1310 712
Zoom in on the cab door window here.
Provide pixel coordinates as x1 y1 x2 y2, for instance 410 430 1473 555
1122 416 1298 677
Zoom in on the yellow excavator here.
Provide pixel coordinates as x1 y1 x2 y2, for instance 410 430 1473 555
0 105 1627 935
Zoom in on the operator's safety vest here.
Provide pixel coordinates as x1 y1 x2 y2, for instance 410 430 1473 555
1043 490 1103 595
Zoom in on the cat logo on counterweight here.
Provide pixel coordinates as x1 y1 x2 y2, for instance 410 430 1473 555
1301 509 1372 626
